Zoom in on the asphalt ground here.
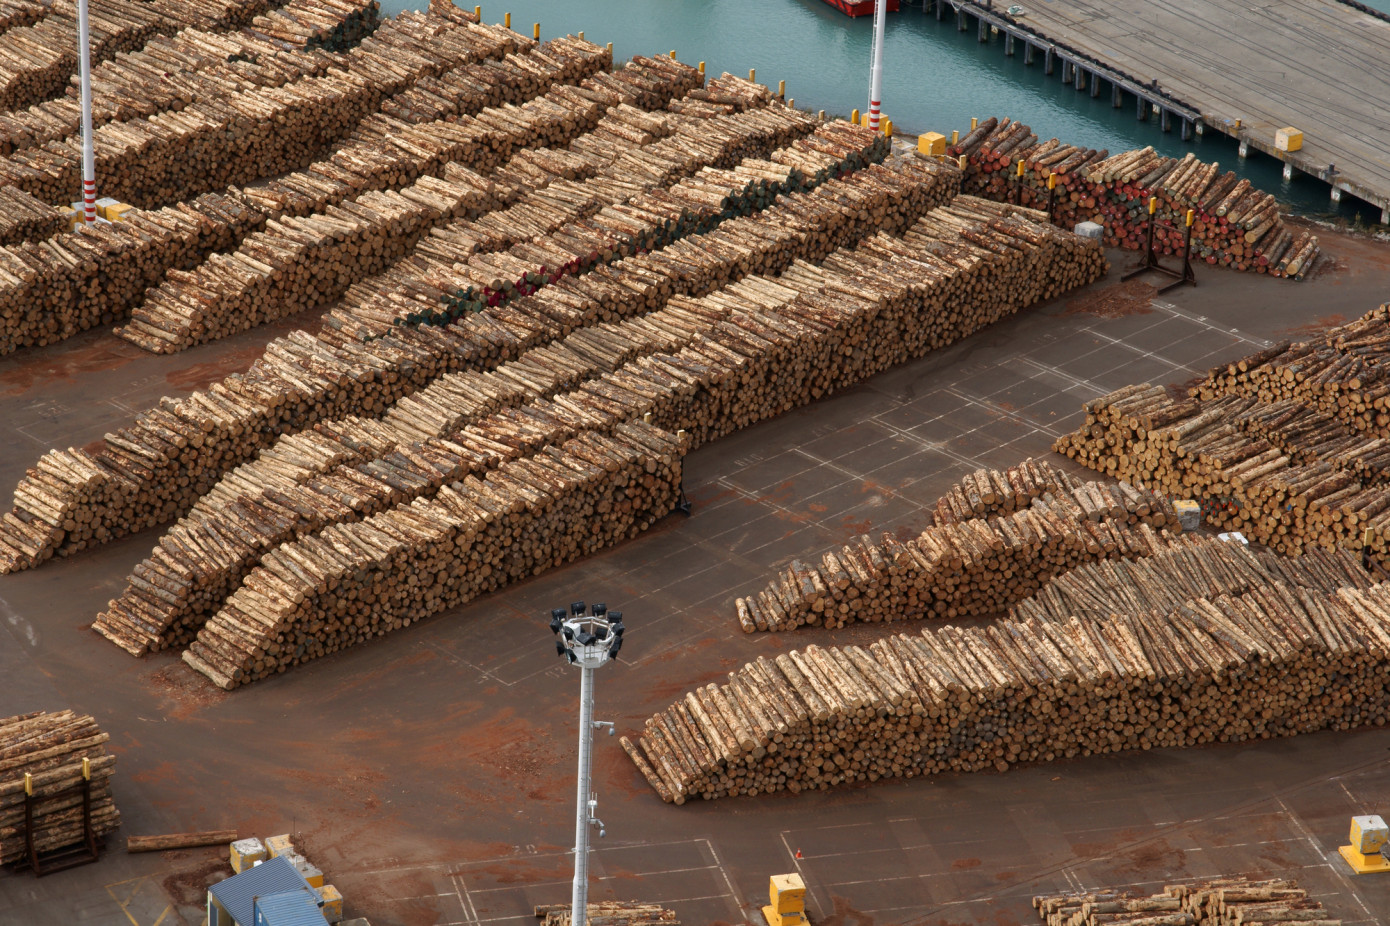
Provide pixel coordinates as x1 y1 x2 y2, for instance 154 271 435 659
0 227 1389 926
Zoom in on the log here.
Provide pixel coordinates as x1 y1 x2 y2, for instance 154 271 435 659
126 829 238 852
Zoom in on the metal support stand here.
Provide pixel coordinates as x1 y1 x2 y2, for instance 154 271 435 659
676 483 693 516
1122 206 1197 295
13 773 102 877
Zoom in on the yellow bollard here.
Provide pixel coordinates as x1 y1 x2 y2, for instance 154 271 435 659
971 116 978 130
504 12 510 28
778 80 785 98
474 5 480 17
883 117 892 137
607 42 612 56
1186 208 1195 227
82 757 90 780
818 109 825 121
1048 173 1057 190
698 61 705 75
788 98 794 108
852 108 860 125
533 22 539 40
749 68 755 82
24 773 32 796
1017 160 1025 177
958 154 967 170
577 31 583 39
1149 197 1158 215
669 50 675 58
951 129 959 145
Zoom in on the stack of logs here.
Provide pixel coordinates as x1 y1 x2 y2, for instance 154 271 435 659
0 30 629 357
1052 314 1390 563
0 186 65 245
94 154 960 659
90 182 1102 678
1036 879 1338 926
0 0 508 208
0 101 880 574
117 65 800 353
253 0 378 50
535 902 679 926
947 117 1319 278
181 421 689 689
623 533 1387 802
736 467 1178 632
0 710 119 864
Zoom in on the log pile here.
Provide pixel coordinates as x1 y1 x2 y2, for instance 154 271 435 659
0 185 65 246
624 535 1387 803
250 0 377 50
95 149 959 656
0 0 383 158
1052 371 1390 561
0 0 51 36
947 117 1319 279
1035 879 1338 926
0 31 614 358
0 710 119 865
0 1 517 208
536 902 679 926
115 48 695 353
180 421 688 689
932 458 1079 524
735 474 1178 633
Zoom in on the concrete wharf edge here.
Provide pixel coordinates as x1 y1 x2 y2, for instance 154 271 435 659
936 0 1390 222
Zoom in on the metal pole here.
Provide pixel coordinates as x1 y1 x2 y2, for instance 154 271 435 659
76 0 96 223
571 663 595 926
868 0 886 131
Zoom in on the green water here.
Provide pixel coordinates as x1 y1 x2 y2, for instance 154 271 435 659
385 0 1386 222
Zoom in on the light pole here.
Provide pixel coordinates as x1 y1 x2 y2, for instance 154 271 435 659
867 0 887 131
550 601 623 926
75 0 97 223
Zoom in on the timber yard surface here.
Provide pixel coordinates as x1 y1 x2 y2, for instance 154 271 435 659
2 226 1390 926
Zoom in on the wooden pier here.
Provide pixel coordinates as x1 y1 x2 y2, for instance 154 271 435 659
938 0 1390 222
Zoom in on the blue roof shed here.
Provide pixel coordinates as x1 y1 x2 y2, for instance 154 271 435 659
208 855 318 926
253 888 326 926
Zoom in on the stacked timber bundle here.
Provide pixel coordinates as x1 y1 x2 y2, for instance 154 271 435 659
1174 879 1335 926
947 118 1319 278
0 0 399 159
93 155 959 656
0 711 119 864
734 476 1177 633
1193 305 1390 436
1053 378 1390 560
1035 879 1336 926
0 190 267 355
536 902 679 926
0 186 65 245
250 0 377 50
0 0 50 34
0 0 165 113
623 537 1388 803
933 458 1079 524
180 421 687 689
116 59 755 353
0 2 517 207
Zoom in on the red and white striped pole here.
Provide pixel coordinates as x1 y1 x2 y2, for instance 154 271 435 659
76 0 97 223
867 0 886 131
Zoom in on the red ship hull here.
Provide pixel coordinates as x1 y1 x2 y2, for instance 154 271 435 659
822 0 900 16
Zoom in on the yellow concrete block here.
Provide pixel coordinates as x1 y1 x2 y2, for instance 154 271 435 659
762 904 804 926
769 873 805 912
918 132 946 157
1351 815 1388 854
105 203 135 222
282 851 325 888
1274 126 1303 152
95 197 121 219
230 837 266 873
319 883 344 922
264 833 295 858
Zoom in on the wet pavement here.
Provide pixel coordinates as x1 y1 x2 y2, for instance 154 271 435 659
1 230 1389 926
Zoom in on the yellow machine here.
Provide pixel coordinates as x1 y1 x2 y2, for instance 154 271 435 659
763 873 806 926
1339 815 1390 873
